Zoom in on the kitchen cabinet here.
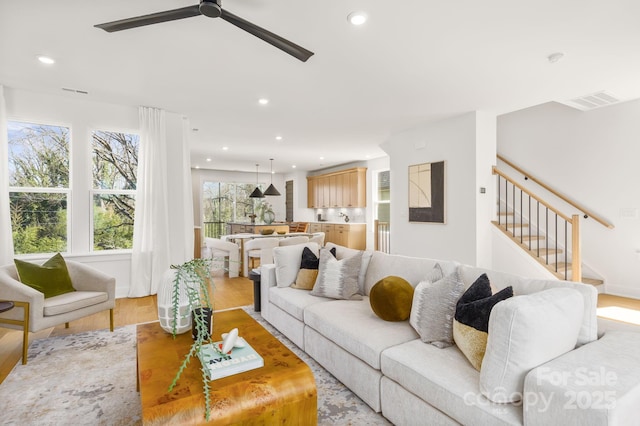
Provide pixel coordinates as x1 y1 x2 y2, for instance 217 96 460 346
306 167 366 208
315 222 365 250
309 223 323 233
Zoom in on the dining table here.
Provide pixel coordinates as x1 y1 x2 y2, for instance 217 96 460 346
224 232 314 277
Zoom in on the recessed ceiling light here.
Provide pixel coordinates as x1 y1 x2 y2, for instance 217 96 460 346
319 156 325 160
195 165 200 169
222 146 229 151
206 158 212 162
292 165 297 169
347 12 367 26
275 136 283 141
258 98 269 105
37 55 55 65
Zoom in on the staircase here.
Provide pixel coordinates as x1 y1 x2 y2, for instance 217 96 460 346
492 165 605 289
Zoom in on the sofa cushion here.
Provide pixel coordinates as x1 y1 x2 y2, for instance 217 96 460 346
304 298 418 369
273 243 320 288
14 253 76 299
453 274 513 370
410 267 464 348
370 276 414 321
381 339 523 426
363 251 458 296
269 286 330 321
43 291 108 316
479 288 584 403
311 250 363 300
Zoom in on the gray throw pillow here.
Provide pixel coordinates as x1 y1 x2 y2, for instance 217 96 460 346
311 249 363 300
410 267 464 348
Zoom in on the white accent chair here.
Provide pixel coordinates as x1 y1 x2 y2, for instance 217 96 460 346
279 236 310 247
309 232 325 246
244 238 280 276
0 261 116 364
205 237 240 278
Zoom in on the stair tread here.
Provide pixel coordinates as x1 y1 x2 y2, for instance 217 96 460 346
492 221 529 228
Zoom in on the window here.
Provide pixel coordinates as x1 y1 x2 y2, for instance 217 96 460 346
202 182 261 238
376 170 390 222
91 130 139 251
8 121 70 254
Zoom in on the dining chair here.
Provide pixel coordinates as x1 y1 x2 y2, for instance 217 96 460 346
205 237 240 278
243 238 280 276
309 232 325 246
278 236 310 247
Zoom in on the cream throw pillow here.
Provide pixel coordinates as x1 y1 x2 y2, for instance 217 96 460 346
410 266 464 348
311 250 363 300
479 288 584 403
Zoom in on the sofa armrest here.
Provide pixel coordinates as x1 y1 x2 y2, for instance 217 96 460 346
66 261 116 304
0 267 44 330
260 264 277 319
523 331 640 426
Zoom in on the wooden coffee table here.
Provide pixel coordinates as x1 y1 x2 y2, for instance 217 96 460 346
136 308 317 425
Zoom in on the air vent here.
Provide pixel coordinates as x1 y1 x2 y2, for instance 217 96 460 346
558 91 620 111
62 87 88 95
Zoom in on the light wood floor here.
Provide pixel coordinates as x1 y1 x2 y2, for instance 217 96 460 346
0 274 254 384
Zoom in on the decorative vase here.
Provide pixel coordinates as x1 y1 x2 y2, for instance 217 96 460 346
192 307 213 340
157 269 191 334
263 209 275 225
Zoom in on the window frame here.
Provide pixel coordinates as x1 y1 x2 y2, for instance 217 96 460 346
7 119 73 255
90 129 140 252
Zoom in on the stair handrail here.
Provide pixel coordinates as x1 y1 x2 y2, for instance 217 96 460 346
497 154 614 229
493 167 572 222
493 166 582 282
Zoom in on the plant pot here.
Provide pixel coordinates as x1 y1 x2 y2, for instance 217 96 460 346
191 307 213 341
158 269 191 334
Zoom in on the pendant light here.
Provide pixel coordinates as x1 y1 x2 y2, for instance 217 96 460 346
264 158 281 196
249 164 265 198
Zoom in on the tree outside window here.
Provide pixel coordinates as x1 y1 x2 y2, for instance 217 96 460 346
8 121 70 254
91 130 139 251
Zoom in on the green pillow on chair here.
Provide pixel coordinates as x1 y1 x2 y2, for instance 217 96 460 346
14 253 76 298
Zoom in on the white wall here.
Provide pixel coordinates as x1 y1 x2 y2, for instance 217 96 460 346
498 100 640 298
4 87 190 297
381 112 496 266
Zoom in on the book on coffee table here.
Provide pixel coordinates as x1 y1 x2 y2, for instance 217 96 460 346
198 337 264 380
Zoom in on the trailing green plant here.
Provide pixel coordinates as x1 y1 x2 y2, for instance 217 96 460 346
166 258 215 420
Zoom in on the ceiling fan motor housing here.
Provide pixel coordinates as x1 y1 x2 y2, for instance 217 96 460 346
200 0 222 18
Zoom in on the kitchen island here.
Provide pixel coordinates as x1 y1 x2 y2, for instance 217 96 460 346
226 222 289 235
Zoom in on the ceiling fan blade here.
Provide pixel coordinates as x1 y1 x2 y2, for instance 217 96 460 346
220 9 314 62
95 5 201 33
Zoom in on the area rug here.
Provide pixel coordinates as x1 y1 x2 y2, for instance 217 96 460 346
0 308 390 425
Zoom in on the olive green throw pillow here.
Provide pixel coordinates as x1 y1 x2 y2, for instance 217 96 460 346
369 276 414 321
14 253 75 298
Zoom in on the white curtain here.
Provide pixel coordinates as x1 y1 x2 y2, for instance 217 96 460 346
0 86 15 265
180 117 195 261
129 107 171 297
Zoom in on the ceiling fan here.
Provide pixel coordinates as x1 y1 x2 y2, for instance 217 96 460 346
95 0 314 62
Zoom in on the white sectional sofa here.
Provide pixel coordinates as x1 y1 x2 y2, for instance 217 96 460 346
260 242 640 425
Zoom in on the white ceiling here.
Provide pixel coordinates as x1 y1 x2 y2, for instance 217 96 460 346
2 0 640 173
